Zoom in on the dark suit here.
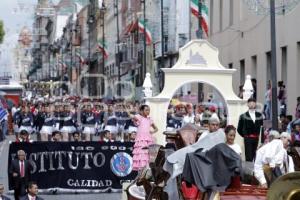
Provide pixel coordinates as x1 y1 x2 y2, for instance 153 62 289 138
0 195 11 200
20 195 44 200
9 159 32 200
237 111 263 161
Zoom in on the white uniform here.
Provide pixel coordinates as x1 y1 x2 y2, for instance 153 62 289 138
254 139 295 185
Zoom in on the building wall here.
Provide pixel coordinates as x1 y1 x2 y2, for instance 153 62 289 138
208 0 300 116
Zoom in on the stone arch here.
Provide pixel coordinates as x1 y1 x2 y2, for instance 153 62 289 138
146 40 248 151
170 80 228 121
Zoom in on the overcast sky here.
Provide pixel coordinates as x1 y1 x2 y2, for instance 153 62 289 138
0 0 37 76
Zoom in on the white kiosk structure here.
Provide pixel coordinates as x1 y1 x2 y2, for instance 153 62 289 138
146 40 248 150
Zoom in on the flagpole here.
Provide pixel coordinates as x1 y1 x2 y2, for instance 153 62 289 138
78 47 81 95
142 0 147 82
114 0 121 96
197 0 203 103
270 0 278 130
189 0 192 41
101 3 106 96
197 0 203 39
160 0 165 92
160 0 164 69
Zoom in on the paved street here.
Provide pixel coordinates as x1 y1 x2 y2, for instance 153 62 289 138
0 136 122 200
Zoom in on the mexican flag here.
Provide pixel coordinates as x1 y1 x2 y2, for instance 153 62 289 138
97 40 108 59
190 0 209 38
58 60 67 70
75 49 85 65
138 19 152 45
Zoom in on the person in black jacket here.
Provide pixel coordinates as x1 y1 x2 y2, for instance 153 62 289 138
237 98 264 161
20 182 44 200
9 150 32 200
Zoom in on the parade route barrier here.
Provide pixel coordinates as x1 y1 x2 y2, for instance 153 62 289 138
8 142 137 193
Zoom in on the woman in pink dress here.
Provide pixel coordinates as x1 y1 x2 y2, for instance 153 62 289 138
128 105 158 171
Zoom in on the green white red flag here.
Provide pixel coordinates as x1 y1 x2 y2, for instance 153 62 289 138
190 0 209 38
97 40 109 59
138 19 152 45
75 50 85 65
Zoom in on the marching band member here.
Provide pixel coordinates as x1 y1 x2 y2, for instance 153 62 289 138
126 104 138 141
81 103 97 141
51 130 62 142
93 104 105 136
53 103 63 132
15 130 31 143
103 105 118 142
18 106 34 135
60 105 77 141
33 103 43 134
13 106 22 135
72 131 81 142
116 104 129 142
39 104 55 141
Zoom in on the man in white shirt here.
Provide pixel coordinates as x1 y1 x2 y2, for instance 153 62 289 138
254 132 294 188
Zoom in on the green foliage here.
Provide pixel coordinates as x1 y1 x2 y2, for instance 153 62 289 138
0 20 5 44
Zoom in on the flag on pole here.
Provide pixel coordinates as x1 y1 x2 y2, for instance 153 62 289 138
97 40 109 59
138 19 152 45
98 0 102 8
0 97 8 109
0 106 8 122
58 59 67 69
190 0 209 38
75 50 85 64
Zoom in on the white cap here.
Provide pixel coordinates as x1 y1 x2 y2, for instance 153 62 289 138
209 116 220 124
280 132 291 141
269 130 280 139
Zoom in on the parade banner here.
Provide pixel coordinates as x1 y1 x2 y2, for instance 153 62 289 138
8 142 137 192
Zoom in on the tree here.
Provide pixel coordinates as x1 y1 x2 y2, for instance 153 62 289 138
0 20 5 44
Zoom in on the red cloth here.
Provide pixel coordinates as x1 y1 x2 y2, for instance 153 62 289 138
181 181 201 200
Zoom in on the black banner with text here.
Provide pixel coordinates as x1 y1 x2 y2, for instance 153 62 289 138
8 142 137 191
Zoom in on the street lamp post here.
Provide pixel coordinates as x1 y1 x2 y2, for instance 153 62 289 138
100 3 106 96
270 0 278 130
159 0 165 92
48 44 51 80
114 0 121 96
160 0 164 69
87 14 95 95
142 0 146 82
70 26 73 85
197 0 204 103
60 37 64 96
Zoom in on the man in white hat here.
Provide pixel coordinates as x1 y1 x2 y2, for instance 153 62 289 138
268 130 281 142
254 132 294 188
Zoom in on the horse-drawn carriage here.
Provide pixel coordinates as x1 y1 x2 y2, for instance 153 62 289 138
126 124 300 200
